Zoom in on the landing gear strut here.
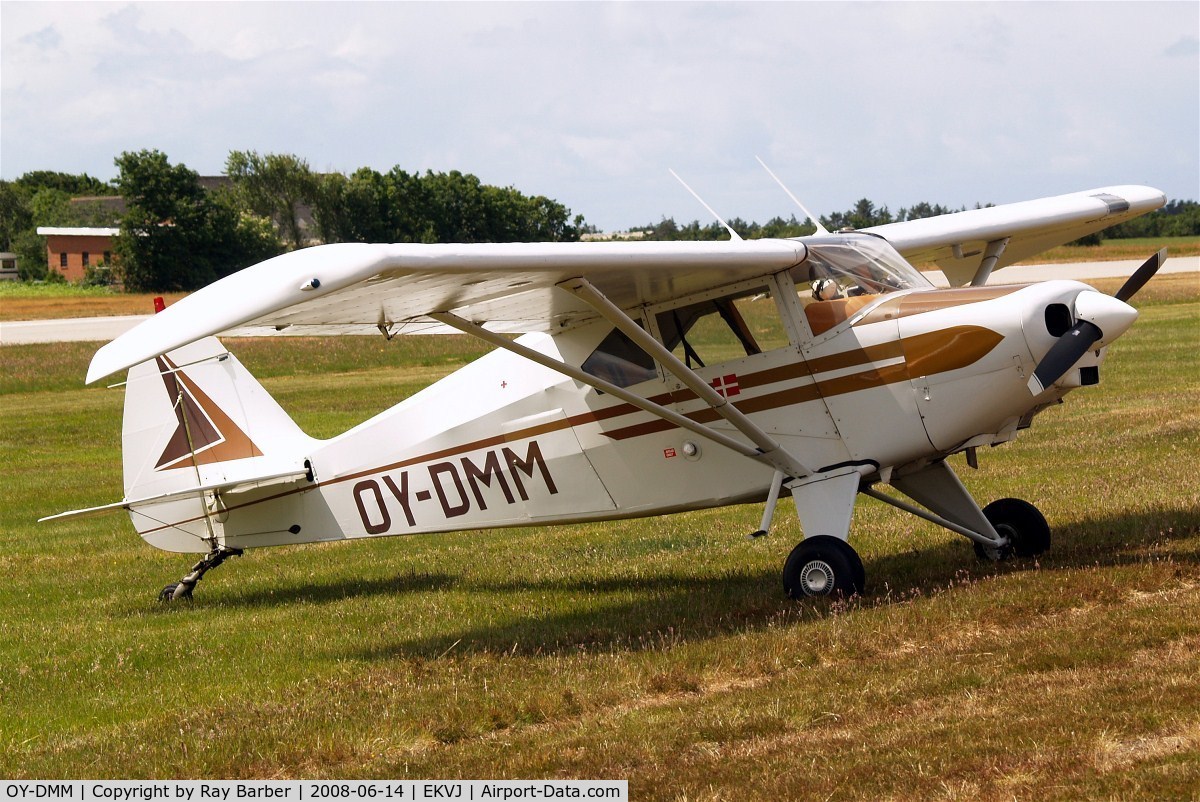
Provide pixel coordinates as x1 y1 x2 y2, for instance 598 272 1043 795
158 546 243 602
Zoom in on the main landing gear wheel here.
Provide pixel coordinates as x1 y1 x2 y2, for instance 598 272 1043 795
973 498 1051 561
783 535 866 599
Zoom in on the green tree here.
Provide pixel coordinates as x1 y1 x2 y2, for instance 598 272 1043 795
5 186 83 279
205 188 285 273
14 170 115 196
822 198 894 231
758 215 817 238
1104 200 1200 238
0 180 33 252
13 229 48 281
115 149 283 292
29 188 74 226
225 151 316 249
897 202 957 221
385 168 437 242
310 172 351 244
309 166 580 245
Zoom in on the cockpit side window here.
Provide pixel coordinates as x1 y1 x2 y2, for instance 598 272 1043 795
801 235 931 303
581 327 658 388
798 234 933 335
655 287 788 368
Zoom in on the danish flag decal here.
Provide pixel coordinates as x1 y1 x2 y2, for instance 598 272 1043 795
154 357 263 470
710 373 740 398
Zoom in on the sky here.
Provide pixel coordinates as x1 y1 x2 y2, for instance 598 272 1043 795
2 1 1198 231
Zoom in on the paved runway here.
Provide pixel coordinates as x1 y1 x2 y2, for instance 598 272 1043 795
2 257 1196 345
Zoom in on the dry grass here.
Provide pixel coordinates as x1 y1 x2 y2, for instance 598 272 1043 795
0 286 188 320
1016 236 1199 264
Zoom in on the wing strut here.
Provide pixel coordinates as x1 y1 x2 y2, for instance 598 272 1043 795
558 278 813 479
429 312 773 463
970 238 1010 287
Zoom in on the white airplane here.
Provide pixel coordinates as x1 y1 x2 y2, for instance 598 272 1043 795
44 183 1168 602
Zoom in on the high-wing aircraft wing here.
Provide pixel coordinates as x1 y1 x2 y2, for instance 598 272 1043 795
87 239 809 382
87 184 1165 384
865 185 1165 285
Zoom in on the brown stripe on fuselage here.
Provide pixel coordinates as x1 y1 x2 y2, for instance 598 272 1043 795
600 381 828 441
600 325 999 440
815 361 912 398
807 340 903 374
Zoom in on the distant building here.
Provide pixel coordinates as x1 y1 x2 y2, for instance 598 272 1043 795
0 252 18 281
28 175 313 283
36 227 120 282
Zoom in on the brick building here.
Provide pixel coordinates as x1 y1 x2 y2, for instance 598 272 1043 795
36 227 120 282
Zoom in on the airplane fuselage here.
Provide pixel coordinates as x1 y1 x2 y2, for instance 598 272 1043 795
134 277 1116 554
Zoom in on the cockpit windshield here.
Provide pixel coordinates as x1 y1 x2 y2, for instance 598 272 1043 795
802 234 932 300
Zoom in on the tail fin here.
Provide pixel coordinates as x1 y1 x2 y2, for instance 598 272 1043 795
121 337 316 552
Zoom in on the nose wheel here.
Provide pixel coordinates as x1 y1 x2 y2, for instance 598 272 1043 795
783 535 865 599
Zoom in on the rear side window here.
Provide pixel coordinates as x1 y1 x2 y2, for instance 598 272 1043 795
581 328 657 388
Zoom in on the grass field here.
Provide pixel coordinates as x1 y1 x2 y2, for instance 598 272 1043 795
1 276 1198 798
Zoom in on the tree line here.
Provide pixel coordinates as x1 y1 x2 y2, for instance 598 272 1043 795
633 197 1200 241
1 150 585 291
2 154 1196 291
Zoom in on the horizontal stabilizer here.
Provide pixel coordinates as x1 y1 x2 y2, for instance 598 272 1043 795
39 467 312 523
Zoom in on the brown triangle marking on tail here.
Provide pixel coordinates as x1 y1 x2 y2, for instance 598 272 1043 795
154 356 264 470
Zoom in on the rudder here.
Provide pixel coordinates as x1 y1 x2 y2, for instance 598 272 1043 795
122 337 315 552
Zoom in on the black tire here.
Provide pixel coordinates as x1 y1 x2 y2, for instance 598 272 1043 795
783 536 866 599
973 497 1051 561
158 582 193 603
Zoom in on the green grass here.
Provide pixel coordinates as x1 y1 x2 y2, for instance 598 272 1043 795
1 282 1198 797
0 281 123 299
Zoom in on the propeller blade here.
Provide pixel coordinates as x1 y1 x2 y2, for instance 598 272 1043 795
1027 320 1103 395
1115 248 1167 302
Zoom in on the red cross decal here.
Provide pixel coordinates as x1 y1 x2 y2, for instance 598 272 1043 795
710 373 740 397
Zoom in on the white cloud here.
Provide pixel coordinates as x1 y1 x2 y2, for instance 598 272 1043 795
19 24 61 50
1164 35 1199 58
2 1 1197 228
